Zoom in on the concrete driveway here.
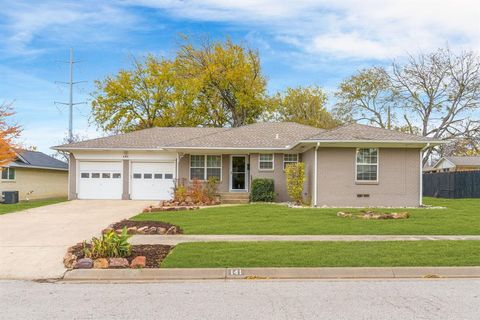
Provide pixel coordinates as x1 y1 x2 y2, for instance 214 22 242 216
0 200 153 280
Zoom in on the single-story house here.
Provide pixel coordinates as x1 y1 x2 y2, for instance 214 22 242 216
1 150 68 201
54 122 442 207
427 156 480 173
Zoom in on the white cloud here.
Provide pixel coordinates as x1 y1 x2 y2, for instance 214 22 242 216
0 0 139 56
125 0 480 60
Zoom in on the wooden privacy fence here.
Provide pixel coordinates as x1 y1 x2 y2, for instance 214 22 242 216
423 171 480 198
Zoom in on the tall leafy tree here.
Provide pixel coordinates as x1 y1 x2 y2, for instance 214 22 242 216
333 47 480 163
271 86 339 129
176 37 268 127
0 102 21 166
91 55 198 133
333 67 398 129
391 47 480 160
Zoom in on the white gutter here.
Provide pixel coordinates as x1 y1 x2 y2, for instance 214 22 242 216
299 139 445 144
313 142 320 207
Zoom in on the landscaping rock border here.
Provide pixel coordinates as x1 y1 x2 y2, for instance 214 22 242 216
337 210 409 219
65 243 173 269
103 219 183 235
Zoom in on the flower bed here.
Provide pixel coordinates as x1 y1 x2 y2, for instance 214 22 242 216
64 243 173 269
103 219 183 235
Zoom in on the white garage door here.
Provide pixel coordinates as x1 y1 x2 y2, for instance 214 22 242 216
78 161 123 199
131 162 175 200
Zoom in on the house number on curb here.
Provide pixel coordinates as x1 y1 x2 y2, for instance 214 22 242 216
229 269 243 276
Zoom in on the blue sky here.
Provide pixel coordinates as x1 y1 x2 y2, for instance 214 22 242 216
0 0 478 154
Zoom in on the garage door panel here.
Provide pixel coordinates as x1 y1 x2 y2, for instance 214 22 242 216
78 161 123 199
131 162 175 200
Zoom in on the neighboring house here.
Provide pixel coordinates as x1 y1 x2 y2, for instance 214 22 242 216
0 150 68 201
54 122 442 207
428 156 480 173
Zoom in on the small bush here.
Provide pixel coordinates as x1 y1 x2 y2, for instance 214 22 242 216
174 185 187 202
285 162 306 205
204 176 219 200
83 227 132 259
251 178 275 202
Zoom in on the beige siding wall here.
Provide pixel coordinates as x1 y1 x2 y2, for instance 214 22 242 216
177 154 230 192
1 168 68 200
316 147 421 207
249 153 291 202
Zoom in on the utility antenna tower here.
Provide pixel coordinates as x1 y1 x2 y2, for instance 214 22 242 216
55 48 86 143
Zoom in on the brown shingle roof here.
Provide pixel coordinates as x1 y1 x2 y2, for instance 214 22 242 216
54 127 226 149
168 122 324 149
305 123 436 142
54 122 438 151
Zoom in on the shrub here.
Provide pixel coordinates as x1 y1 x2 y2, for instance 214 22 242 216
285 162 305 205
204 176 219 200
83 227 132 259
174 185 187 202
251 178 275 202
189 178 205 203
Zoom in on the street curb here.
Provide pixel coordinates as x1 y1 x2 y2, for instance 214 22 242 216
62 267 480 281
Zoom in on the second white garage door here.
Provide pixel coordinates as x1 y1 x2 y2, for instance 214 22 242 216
130 162 175 200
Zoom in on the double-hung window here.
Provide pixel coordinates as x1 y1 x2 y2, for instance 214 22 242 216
1 167 15 180
259 154 274 170
190 155 222 180
356 148 378 182
283 154 298 170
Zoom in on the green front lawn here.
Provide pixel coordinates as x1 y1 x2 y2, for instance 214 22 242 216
161 241 480 268
133 197 480 235
0 197 67 215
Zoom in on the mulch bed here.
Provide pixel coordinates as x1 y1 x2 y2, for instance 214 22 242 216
68 243 174 268
105 219 183 235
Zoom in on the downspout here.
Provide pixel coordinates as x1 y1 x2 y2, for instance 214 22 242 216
313 142 320 207
419 143 431 206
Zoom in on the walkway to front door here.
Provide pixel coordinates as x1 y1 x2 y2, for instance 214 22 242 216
230 155 247 191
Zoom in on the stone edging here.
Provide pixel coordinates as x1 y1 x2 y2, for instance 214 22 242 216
62 267 480 281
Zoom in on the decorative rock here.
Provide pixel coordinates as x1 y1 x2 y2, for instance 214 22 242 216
102 227 114 234
147 226 157 233
337 211 352 218
166 226 177 234
130 256 146 269
158 227 167 234
108 258 129 268
93 258 109 269
74 258 93 269
63 252 77 269
127 227 137 233
137 226 149 234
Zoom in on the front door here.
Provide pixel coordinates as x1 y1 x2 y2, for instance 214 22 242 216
230 155 247 191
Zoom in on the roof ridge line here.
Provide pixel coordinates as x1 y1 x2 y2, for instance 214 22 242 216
165 126 232 147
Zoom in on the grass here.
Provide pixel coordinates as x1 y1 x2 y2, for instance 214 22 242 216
132 197 480 235
0 197 67 215
161 241 480 268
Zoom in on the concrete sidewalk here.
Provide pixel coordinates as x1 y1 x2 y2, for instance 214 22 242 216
130 234 480 245
63 266 480 281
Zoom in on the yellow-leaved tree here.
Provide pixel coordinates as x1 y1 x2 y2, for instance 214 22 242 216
285 162 306 205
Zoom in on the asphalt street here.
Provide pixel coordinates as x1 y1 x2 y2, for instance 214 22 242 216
1 279 479 320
